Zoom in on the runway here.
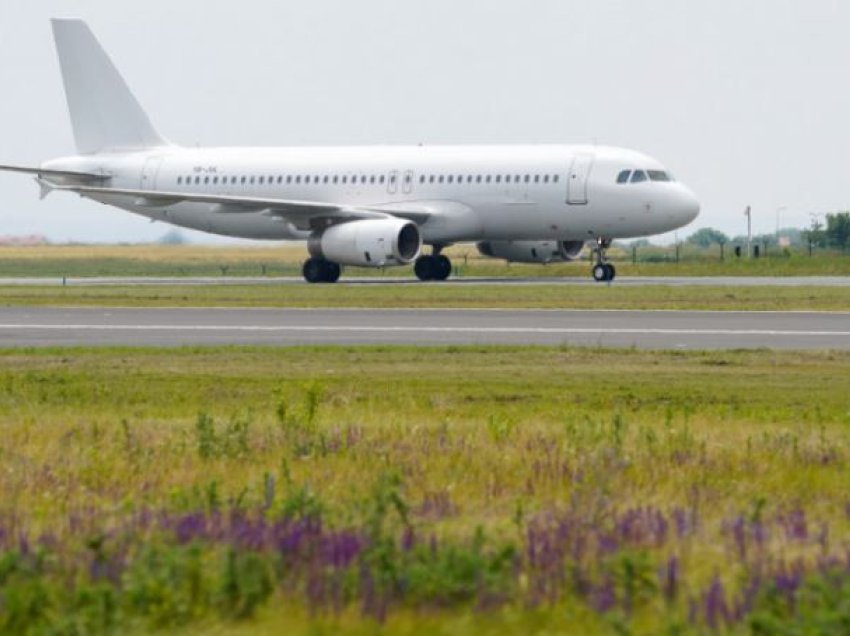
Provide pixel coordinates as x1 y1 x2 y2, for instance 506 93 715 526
0 307 847 350
0 275 849 287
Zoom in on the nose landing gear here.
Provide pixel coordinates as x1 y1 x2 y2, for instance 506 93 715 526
592 238 616 283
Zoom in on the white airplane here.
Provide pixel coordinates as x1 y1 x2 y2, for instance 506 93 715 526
1 19 699 283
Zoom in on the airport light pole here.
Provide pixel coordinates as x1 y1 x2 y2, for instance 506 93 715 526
745 206 752 258
775 205 787 240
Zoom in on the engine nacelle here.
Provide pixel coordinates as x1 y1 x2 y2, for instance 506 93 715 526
309 218 422 267
477 240 585 264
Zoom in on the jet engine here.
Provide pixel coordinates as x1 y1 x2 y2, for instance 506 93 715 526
476 240 585 264
309 218 422 267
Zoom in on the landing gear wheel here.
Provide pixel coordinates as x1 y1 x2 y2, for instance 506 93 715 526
591 238 615 283
434 255 452 281
303 258 326 284
415 256 435 281
323 262 341 283
303 258 341 284
593 264 608 282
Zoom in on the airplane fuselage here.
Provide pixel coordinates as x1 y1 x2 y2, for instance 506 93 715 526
45 144 699 244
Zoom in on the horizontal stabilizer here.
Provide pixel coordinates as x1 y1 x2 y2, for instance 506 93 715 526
0 163 109 181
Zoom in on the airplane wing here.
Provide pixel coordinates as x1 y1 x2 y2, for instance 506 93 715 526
50 183 436 230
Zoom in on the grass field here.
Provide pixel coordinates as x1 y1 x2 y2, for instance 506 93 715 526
3 284 850 312
1 346 850 634
1 244 850 278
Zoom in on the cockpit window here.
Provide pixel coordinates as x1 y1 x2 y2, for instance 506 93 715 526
648 170 672 182
630 170 648 183
616 170 631 184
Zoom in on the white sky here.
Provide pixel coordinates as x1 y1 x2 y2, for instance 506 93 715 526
0 0 847 244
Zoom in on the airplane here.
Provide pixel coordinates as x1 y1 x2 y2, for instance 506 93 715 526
0 19 700 284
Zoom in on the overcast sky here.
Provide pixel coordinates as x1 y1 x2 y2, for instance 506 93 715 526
0 0 847 244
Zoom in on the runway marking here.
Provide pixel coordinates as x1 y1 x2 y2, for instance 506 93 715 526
1 324 849 338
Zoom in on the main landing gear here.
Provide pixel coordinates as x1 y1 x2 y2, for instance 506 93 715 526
592 238 616 283
302 258 341 284
414 251 452 282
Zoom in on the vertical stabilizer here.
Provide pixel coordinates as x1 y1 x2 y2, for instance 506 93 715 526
51 19 168 154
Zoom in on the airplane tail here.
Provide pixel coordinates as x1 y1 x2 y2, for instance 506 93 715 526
51 19 168 155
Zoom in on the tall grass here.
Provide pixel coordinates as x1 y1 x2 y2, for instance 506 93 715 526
0 346 849 633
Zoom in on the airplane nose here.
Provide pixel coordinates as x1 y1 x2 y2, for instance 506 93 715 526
675 185 700 226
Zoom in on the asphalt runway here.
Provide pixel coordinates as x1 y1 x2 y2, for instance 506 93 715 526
0 307 847 350
1 276 850 287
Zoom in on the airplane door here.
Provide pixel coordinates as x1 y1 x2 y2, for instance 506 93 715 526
140 157 164 190
566 153 594 205
387 171 399 195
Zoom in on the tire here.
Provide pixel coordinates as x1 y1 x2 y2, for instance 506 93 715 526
605 264 616 282
415 256 435 281
323 262 342 283
592 264 608 282
303 258 326 284
434 255 452 281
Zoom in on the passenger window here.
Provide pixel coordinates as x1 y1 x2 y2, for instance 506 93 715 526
631 170 648 183
370 175 376 184
439 176 445 184
419 175 426 184
496 175 502 184
554 175 560 183
342 176 348 184
177 177 182 185
380 175 386 184
534 175 540 184
448 175 454 184
204 177 210 185
617 170 632 184
277 176 283 184
543 175 550 184
476 175 482 184
259 176 265 185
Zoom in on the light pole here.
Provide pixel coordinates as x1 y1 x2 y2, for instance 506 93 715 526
744 206 752 258
775 206 787 240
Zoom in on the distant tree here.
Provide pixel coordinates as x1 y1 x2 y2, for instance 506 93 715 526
686 228 729 248
804 217 826 248
627 238 653 248
825 212 850 250
158 230 188 246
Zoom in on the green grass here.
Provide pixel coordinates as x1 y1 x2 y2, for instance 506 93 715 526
2 283 850 311
1 346 850 633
